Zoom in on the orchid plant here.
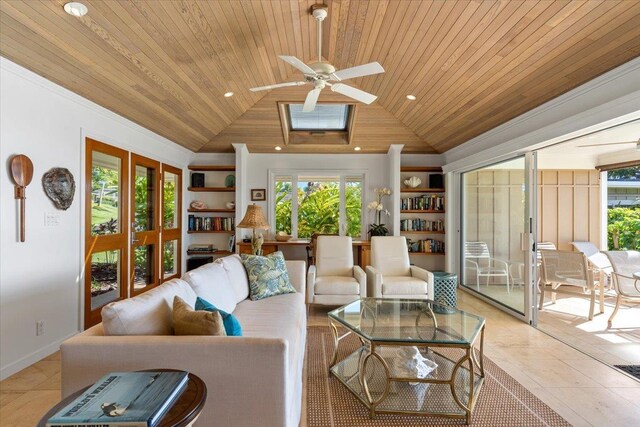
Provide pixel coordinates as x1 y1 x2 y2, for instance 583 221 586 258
368 187 391 237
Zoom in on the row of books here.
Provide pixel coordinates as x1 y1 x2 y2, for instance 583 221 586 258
407 239 445 254
188 215 235 232
400 219 444 232
401 195 444 211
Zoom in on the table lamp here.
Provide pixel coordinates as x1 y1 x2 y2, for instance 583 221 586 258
237 203 270 255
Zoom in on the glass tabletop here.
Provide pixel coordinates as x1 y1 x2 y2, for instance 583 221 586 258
328 298 485 345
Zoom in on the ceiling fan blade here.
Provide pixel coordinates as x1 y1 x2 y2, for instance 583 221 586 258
578 141 636 148
278 55 317 76
249 81 306 92
302 88 321 112
331 62 384 81
330 83 377 104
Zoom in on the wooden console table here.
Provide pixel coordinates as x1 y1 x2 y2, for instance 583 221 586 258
237 239 371 269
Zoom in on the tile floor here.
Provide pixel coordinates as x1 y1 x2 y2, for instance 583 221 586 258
2 291 639 426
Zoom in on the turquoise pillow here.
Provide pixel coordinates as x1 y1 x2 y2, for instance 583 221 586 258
195 297 242 336
240 251 296 301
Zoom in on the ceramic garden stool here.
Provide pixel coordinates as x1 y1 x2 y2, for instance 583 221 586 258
433 271 458 314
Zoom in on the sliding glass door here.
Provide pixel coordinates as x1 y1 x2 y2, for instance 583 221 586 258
460 154 536 321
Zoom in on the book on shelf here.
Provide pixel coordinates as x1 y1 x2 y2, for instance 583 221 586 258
46 371 189 427
401 194 444 211
400 219 444 232
188 214 235 232
407 238 445 254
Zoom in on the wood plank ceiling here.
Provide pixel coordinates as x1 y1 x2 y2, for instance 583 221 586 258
1 1 640 153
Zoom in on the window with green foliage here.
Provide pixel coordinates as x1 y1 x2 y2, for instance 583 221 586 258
273 173 363 238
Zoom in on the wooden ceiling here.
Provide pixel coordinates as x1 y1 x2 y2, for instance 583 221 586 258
1 1 640 154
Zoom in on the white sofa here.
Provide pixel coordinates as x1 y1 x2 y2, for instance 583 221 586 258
61 254 306 427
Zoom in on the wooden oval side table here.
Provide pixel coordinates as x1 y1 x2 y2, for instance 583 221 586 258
38 370 206 427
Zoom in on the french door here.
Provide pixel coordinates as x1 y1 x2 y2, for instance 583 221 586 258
85 139 181 328
460 153 537 323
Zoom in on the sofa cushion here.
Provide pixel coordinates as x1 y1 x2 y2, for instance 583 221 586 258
195 297 242 336
219 255 250 303
314 276 360 295
241 252 296 301
183 261 237 313
173 296 226 336
102 278 197 335
382 276 428 295
233 293 305 371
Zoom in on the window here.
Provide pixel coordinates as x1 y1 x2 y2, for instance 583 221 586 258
277 102 357 146
288 104 349 130
272 172 363 238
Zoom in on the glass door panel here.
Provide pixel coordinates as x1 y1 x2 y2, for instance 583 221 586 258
161 164 182 281
130 154 160 295
461 157 531 317
85 138 128 328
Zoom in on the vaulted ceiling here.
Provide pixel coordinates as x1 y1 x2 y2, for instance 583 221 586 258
1 0 640 153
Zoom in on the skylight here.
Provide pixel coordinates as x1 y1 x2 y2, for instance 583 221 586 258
288 104 349 131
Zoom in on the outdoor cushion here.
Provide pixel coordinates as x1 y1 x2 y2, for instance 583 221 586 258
314 276 360 295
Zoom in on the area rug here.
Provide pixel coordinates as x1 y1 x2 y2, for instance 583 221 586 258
306 326 571 426
614 365 640 381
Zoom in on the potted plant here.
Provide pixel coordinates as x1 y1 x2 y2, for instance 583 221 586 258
367 187 391 237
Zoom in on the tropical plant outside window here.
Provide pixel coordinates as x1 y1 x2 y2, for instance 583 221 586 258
607 166 639 250
274 174 363 238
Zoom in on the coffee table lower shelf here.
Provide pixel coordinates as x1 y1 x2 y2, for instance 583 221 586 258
330 346 484 423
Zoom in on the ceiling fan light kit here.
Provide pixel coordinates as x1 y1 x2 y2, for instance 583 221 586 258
249 4 384 112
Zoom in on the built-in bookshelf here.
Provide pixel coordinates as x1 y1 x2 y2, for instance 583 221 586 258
399 166 445 260
187 165 236 264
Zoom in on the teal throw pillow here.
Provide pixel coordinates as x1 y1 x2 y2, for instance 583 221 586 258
240 251 296 301
195 297 242 336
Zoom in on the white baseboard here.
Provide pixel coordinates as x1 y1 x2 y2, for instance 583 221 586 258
0 331 78 381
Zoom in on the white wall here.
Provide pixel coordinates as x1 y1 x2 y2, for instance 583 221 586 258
0 58 192 379
242 153 390 260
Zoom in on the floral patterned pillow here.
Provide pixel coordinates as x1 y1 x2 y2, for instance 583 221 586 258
240 251 297 300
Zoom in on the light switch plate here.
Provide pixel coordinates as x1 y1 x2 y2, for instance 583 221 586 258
45 212 60 227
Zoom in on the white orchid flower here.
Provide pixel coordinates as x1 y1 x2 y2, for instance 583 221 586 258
376 204 384 211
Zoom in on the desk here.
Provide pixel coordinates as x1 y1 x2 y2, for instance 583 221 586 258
237 240 371 269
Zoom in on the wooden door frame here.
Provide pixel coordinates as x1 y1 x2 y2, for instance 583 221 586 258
130 153 161 297
161 163 183 281
84 138 129 329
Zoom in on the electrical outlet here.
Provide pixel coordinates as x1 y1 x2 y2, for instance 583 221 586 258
36 320 45 336
45 212 60 227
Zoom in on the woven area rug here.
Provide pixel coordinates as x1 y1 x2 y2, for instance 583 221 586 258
306 326 570 426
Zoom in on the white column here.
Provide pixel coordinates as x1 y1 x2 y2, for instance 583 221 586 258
233 143 249 249
387 144 404 236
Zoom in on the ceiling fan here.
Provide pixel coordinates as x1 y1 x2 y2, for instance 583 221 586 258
578 138 640 150
249 4 384 112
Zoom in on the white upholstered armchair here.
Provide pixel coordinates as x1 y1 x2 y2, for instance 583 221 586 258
366 236 434 299
307 236 366 306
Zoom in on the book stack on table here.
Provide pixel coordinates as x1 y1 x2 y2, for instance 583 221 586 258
46 371 189 427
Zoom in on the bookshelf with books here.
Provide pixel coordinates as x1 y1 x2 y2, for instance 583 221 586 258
399 166 446 269
187 165 236 261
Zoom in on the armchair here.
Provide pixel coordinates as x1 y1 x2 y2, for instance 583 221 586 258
307 236 366 306
465 241 510 292
366 236 434 300
603 250 640 326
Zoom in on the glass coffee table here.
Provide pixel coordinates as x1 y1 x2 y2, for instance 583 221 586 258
328 298 485 424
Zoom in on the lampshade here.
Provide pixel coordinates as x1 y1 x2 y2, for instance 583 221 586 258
237 204 270 229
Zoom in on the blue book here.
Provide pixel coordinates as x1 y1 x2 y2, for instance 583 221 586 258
46 371 189 427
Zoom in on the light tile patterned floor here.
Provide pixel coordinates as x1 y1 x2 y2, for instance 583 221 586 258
1 292 639 427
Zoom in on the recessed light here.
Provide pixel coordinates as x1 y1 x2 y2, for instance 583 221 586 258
224 92 234 98
275 146 282 151
354 147 361 151
406 95 416 101
63 2 88 17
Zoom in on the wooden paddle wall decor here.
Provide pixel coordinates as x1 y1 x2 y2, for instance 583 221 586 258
9 154 34 242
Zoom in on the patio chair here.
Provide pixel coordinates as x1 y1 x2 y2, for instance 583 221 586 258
570 241 613 289
465 241 510 292
508 241 557 287
603 250 640 326
538 249 604 320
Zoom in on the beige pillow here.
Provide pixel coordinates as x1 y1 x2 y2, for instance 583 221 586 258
173 296 226 336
